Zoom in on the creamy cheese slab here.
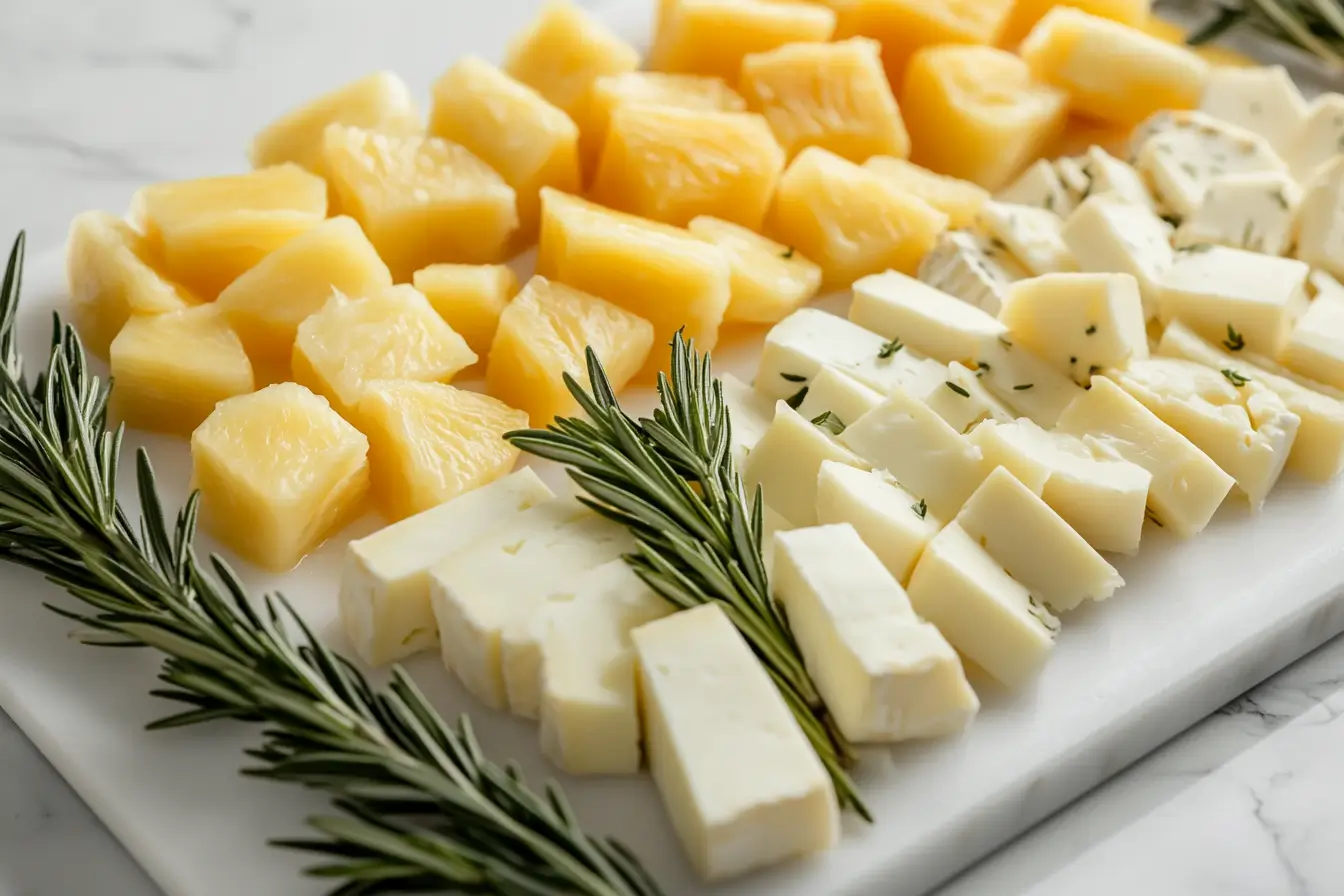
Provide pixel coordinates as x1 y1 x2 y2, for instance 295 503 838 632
721 372 775 467
815 461 941 586
1055 156 1092 203
920 360 1016 434
1200 65 1308 159
970 334 1084 428
998 159 1075 215
773 524 978 743
1081 146 1154 210
794 367 885 428
978 202 1077 276
1133 111 1287 218
850 269 1008 365
1287 93 1344 182
1174 171 1301 256
1280 275 1344 392
1062 193 1174 320
1294 156 1344 283
917 229 1030 316
632 603 840 882
743 401 868 527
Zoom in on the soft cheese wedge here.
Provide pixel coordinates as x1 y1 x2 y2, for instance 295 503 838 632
794 368 885 430
921 361 1016 434
1062 194 1174 320
632 603 839 882
720 372 775 466
815 462 941 586
1286 94 1344 182
1294 158 1344 285
971 334 1083 427
977 203 1076 276
1174 172 1301 257
742 402 868 527
1280 272 1344 392
340 469 554 667
773 524 978 742
1199 65 1308 159
687 216 822 325
849 270 1008 366
999 158 1075 215
1077 146 1154 210
917 229 1029 316
1132 112 1286 218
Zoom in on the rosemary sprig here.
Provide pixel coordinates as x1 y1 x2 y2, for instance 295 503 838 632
507 336 870 820
1183 0 1344 66
0 233 660 896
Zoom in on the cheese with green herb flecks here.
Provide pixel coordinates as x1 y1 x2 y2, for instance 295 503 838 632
998 159 1074 215
1081 146 1154 209
1062 193 1174 320
970 334 1083 428
1200 65 1308 160
794 367 884 427
919 360 1015 434
1279 270 1344 392
849 269 1008 365
815 462 941 586
978 202 1077 276
1133 111 1286 218
742 401 867 527
917 229 1030 316
1295 157 1344 283
1174 171 1301 256
1287 93 1344 182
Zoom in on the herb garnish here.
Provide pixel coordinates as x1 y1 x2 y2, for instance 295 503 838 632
780 371 807 382
1013 383 1034 391
785 384 809 409
1222 368 1251 387
781 246 795 259
877 337 904 359
1027 595 1060 633
811 410 846 435
976 360 991 376
1223 324 1245 352
1146 507 1165 528
998 336 1014 349
912 499 928 520
1085 324 1097 335
945 381 971 397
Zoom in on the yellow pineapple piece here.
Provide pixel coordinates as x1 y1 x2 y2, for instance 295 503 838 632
191 383 370 571
129 164 328 298
590 106 784 230
488 276 654 425
861 156 989 228
358 380 528 521
537 188 731 374
292 285 477 421
412 263 520 361
1000 0 1150 49
737 38 909 164
66 211 197 358
650 0 837 82
109 305 253 436
687 216 822 323
902 45 1068 191
216 216 392 374
835 0 1017 88
322 125 518 281
767 147 948 289
503 0 641 117
429 57 581 238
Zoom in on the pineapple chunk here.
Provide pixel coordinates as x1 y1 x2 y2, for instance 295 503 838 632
429 57 581 238
999 0 1150 49
503 0 641 116
109 305 253 436
862 157 989 228
591 105 784 229
216 216 392 373
687 216 822 323
651 0 837 81
293 285 477 421
1020 7 1208 127
902 45 1068 191
322 125 518 281
191 383 370 571
357 381 528 522
66 211 196 358
536 188 731 372
767 146 948 289
738 38 908 164
412 263 519 360
487 276 655 425
835 0 1016 88
129 164 328 298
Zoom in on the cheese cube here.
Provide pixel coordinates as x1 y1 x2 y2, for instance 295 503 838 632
815 462 941 585
977 202 1076 275
686 216 822 325
834 0 1017 89
538 560 673 775
863 157 990 228
1281 272 1344 391
906 523 1058 689
1062 194 1173 320
917 229 1030 316
1295 157 1344 282
340 469 554 667
411 263 519 362
1081 146 1155 210
650 0 837 81
999 272 1148 384
850 269 1008 365
632 604 839 881
1054 155 1094 203
1200 65 1308 160
957 467 1122 612
1055 375 1233 534
1158 245 1309 355
721 372 775 467
970 334 1084 427
998 159 1074 215
794 368 885 428
1286 94 1344 182
920 361 1016 433
1174 172 1301 256
742 402 868 526
773 524 978 742
502 0 641 116
759 505 796 582
1133 112 1287 218
429 498 632 712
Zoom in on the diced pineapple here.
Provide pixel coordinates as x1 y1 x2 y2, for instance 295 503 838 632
536 188 731 373
216 216 392 374
487 276 654 425
412 263 519 361
767 146 948 289
651 0 837 81
322 125 518 281
129 164 328 298
293 285 477 421
998 0 1150 49
503 0 641 116
191 383 370 571
357 380 528 521
862 156 989 228
902 45 1068 191
834 0 1017 89
590 105 784 229
687 216 822 323
429 57 580 238
109 305 253 436
66 211 197 358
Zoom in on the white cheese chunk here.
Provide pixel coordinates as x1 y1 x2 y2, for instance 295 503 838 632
1158 244 1309 355
1200 65 1308 159
1081 146 1155 210
721 372 775 467
1294 157 1344 283
429 499 633 714
917 229 1030 316
538 561 672 776
978 202 1078 276
633 604 839 882
1110 358 1300 508
794 367 884 427
743 402 867 527
850 269 1008 365
1055 156 1093 204
920 360 1016 434
340 468 554 667
1280 274 1344 391
906 523 1058 689
998 159 1074 215
1055 376 1233 534
1287 93 1344 182
957 467 1122 612
815 461 941 585
759 504 795 581
1133 111 1287 217
773 524 978 742
999 272 1149 384
971 335 1084 427
1174 171 1301 256
1062 194 1174 320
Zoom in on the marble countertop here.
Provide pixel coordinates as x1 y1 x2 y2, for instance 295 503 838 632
2 1 1343 894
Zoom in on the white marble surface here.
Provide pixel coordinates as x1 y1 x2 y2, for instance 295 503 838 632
2 1 1344 894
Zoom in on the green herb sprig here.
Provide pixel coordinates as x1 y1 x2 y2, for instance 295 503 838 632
1186 0 1344 66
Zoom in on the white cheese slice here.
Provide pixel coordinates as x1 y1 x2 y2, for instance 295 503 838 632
978 202 1078 276
1133 111 1287 217
906 522 1058 690
998 158 1074 215
815 461 942 586
759 504 795 583
742 401 867 527
957 467 1122 612
1294 156 1344 283
632 603 839 882
794 367 884 428
920 360 1016 434
1055 156 1093 204
772 523 978 742
1174 171 1301 256
1287 93 1344 182
1280 274 1344 391
1062 193 1174 320
1081 146 1155 210
849 269 1008 365
538 560 673 776
1200 65 1308 159
429 498 633 714
970 334 1084 428
917 229 1030 316
339 468 554 667
1055 376 1234 534
721 372 775 467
